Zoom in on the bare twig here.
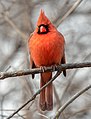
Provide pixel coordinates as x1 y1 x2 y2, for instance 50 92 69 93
67 106 91 119
55 0 83 27
53 84 91 119
2 13 27 40
0 62 91 80
37 113 49 119
0 41 22 71
6 71 61 119
54 85 61 108
5 62 91 119
60 52 91 102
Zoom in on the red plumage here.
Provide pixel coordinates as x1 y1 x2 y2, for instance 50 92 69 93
28 10 66 111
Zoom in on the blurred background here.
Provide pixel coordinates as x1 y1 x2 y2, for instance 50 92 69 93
0 0 91 119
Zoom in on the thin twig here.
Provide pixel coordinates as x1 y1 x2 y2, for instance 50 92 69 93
6 71 61 119
55 0 83 27
0 42 22 71
6 62 91 119
37 113 49 119
2 13 27 40
0 62 91 80
67 106 91 119
53 84 91 119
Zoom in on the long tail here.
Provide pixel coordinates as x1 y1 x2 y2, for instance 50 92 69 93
40 72 53 111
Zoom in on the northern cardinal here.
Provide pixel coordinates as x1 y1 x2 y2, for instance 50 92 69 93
28 10 66 111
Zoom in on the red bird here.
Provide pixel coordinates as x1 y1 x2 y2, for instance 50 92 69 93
28 10 66 111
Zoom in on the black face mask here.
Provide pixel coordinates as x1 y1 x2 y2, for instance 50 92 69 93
37 24 49 34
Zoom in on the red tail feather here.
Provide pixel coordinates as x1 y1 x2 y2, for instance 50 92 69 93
40 72 53 111
40 77 46 111
46 81 53 110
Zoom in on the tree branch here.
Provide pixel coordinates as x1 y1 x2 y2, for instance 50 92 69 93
0 62 91 80
55 0 83 27
6 71 61 119
2 12 27 40
5 62 91 119
53 84 91 119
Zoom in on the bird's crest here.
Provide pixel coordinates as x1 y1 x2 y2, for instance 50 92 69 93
37 9 51 26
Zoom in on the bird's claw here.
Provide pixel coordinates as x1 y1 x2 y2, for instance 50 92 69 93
51 64 58 72
40 66 46 73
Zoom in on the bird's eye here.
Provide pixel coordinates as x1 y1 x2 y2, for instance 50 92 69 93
40 26 47 33
38 24 49 34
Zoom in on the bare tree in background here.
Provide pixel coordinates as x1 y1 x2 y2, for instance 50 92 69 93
0 0 91 119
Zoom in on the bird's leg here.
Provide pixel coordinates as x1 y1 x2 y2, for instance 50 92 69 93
51 64 58 72
40 66 47 73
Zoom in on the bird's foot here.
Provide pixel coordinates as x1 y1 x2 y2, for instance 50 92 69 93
40 66 47 73
51 64 58 72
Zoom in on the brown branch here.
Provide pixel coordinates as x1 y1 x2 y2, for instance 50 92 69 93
67 106 91 119
0 41 22 71
55 0 83 27
1 12 27 40
6 71 61 119
53 84 91 119
0 62 91 80
5 62 91 119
